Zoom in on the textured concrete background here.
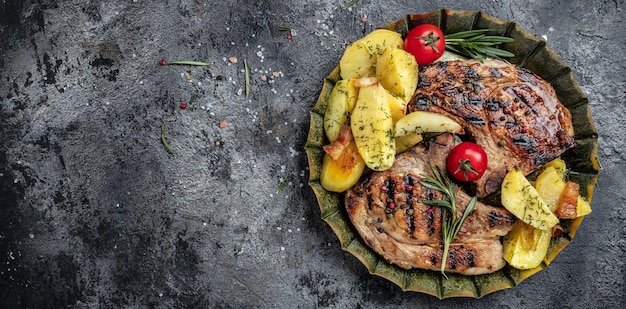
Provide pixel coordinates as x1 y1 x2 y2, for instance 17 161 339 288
0 0 624 308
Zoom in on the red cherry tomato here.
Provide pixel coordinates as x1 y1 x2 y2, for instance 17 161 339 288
404 24 446 65
447 142 488 182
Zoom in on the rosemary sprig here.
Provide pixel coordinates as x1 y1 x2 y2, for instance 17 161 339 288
244 59 251 99
344 0 360 9
420 164 477 278
167 60 212 66
161 124 176 157
445 29 514 62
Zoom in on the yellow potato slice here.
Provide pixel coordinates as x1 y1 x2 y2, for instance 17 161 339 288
534 166 567 212
324 78 358 142
359 29 404 56
320 140 366 193
576 196 592 217
503 222 552 269
501 168 559 231
543 158 567 178
376 47 418 103
339 29 404 79
386 90 407 125
394 111 463 137
395 132 423 154
351 82 395 171
339 41 375 79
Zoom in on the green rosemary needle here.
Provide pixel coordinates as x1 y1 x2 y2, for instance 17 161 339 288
445 29 515 62
244 59 251 99
161 124 176 157
167 60 212 66
344 0 360 9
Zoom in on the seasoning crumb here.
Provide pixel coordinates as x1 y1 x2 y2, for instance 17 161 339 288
272 71 280 78
229 56 238 63
219 121 228 128
260 75 267 81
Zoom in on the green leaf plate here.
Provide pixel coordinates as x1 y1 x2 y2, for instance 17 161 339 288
305 9 599 299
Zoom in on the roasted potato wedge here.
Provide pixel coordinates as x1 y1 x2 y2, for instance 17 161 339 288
503 221 552 269
534 166 567 212
320 140 366 193
339 29 404 80
351 82 395 171
376 47 418 103
577 196 592 217
386 90 407 125
339 41 375 79
543 158 567 178
324 78 358 142
359 29 404 56
501 168 559 231
395 132 423 154
394 111 463 137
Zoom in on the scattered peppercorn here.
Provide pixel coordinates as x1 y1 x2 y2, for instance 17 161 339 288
159 59 167 66
179 103 187 109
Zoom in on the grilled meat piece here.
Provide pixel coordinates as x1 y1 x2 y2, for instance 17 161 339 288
408 60 575 197
345 134 516 275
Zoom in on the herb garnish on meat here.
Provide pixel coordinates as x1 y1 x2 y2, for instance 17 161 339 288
420 165 477 277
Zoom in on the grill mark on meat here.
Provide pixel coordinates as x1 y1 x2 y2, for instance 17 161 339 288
517 69 538 86
449 250 458 270
423 185 438 237
465 115 486 125
488 210 518 228
488 67 503 77
426 204 436 236
467 251 476 268
430 253 438 266
403 174 416 237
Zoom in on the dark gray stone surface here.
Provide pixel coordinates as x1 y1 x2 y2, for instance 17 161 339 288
0 0 624 308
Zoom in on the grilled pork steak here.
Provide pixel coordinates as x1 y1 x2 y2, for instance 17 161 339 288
346 134 516 275
408 60 575 197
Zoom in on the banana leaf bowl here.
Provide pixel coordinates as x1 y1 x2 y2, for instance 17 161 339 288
305 9 599 299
